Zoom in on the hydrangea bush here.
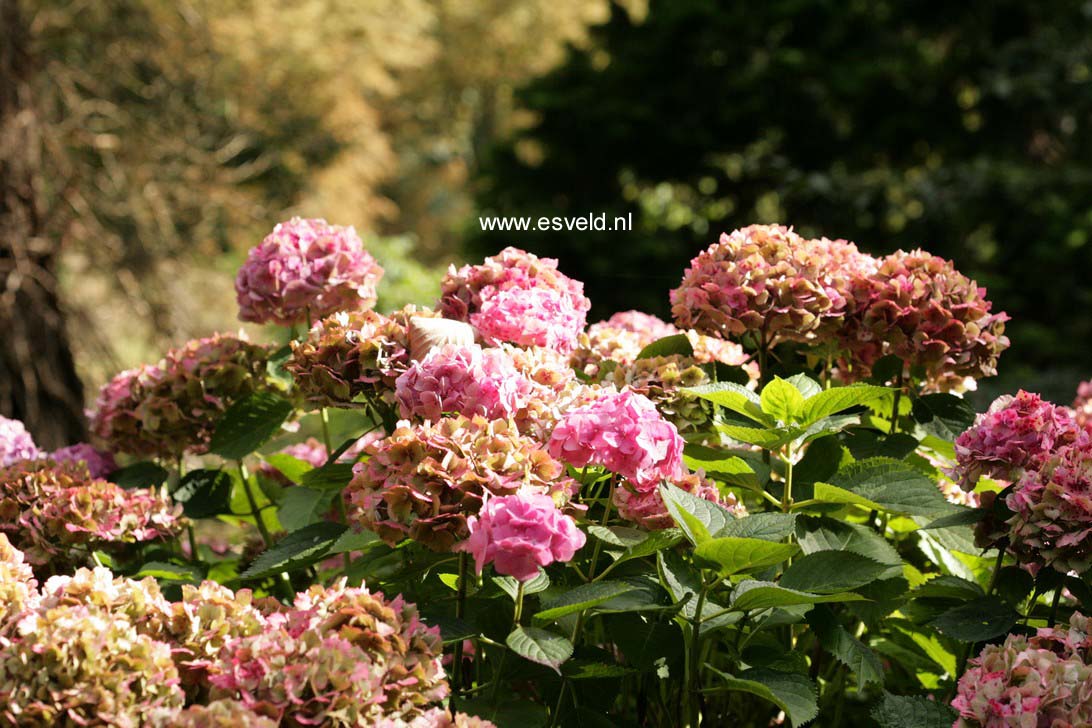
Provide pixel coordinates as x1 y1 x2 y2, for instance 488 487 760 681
8 217 1092 726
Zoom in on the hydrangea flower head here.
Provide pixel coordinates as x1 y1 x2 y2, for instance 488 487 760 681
236 217 384 326
471 285 586 353
953 391 1080 490
48 443 117 478
548 389 685 487
396 344 533 422
0 416 39 466
614 472 744 530
345 416 576 552
460 493 586 581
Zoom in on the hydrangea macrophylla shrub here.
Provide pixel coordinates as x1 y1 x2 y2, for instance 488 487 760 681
0 415 39 466
614 472 745 531
46 442 117 478
840 248 1009 392
670 224 853 346
952 612 1092 727
0 460 182 570
461 493 586 581
1005 433 1092 574
209 581 446 726
345 416 578 551
548 389 685 487
952 390 1080 490
288 309 418 409
395 343 533 422
0 602 185 725
90 333 271 458
235 217 384 326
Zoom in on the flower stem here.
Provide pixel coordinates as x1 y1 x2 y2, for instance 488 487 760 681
889 369 905 434
237 461 273 548
1048 587 1064 628
514 581 526 624
453 553 469 697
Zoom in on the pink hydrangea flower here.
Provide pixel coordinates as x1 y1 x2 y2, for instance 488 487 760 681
548 389 685 487
953 391 1080 490
471 285 586 353
235 217 384 326
48 443 117 478
1073 381 1092 430
460 493 586 581
395 344 533 421
0 415 39 466
614 472 745 530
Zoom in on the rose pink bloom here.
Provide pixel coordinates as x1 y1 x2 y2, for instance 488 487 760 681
471 285 586 353
548 389 685 487
953 391 1080 490
235 217 384 326
1074 381 1092 430
0 415 40 466
614 472 745 530
460 493 586 581
395 344 533 421
48 443 117 478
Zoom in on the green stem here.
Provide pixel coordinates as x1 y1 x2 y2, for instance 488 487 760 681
889 370 905 435
781 450 795 512
238 461 273 548
687 579 712 727
319 406 333 452
514 581 526 625
549 680 569 728
1048 587 1063 628
453 553 469 697
187 524 199 561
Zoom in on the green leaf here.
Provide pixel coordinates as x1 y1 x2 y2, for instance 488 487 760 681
658 550 736 629
931 597 1019 642
910 575 984 601
809 605 884 689
109 461 169 490
562 661 636 680
327 528 379 554
683 453 758 490
684 382 771 425
241 522 347 579
506 626 573 673
693 537 798 576
811 481 885 511
717 512 797 542
300 462 355 491
828 458 956 517
785 373 822 399
135 561 202 582
871 692 958 728
173 469 233 519
637 333 694 360
277 486 336 531
779 551 887 594
261 453 313 484
760 377 806 423
710 668 819 728
797 518 903 571
800 384 890 426
534 581 638 623
921 508 985 530
716 424 801 449
601 528 684 570
729 580 867 611
843 430 920 460
659 482 739 545
494 571 550 600
209 392 294 461
912 393 977 441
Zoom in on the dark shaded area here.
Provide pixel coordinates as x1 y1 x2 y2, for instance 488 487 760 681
472 0 1092 398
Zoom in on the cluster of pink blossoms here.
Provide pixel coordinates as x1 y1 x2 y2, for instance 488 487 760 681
48 443 117 478
235 217 384 326
439 247 591 353
461 493 586 582
0 460 181 571
548 389 685 487
1073 380 1092 429
91 333 271 458
0 415 39 466
952 612 1092 727
395 343 534 422
952 391 1081 490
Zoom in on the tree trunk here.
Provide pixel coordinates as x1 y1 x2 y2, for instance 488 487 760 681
0 0 87 449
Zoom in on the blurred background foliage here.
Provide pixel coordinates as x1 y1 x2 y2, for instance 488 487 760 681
2 0 1090 446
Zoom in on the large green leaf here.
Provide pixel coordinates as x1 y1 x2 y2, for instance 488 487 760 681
494 571 551 600
796 518 903 575
637 333 694 359
779 551 887 594
760 377 806 423
800 384 890 426
659 482 739 545
785 373 822 399
693 537 798 577
710 668 819 728
261 453 313 484
809 605 884 689
717 512 797 542
109 461 169 490
931 597 1019 642
828 458 956 517
593 527 683 574
209 392 294 461
871 692 958 728
683 382 771 425
278 486 336 531
506 626 573 673
300 462 356 491
173 469 233 519
912 393 977 441
729 580 866 611
241 522 347 579
534 581 638 623
716 424 801 449
810 481 885 511
135 561 202 583
658 551 736 629
683 452 759 490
